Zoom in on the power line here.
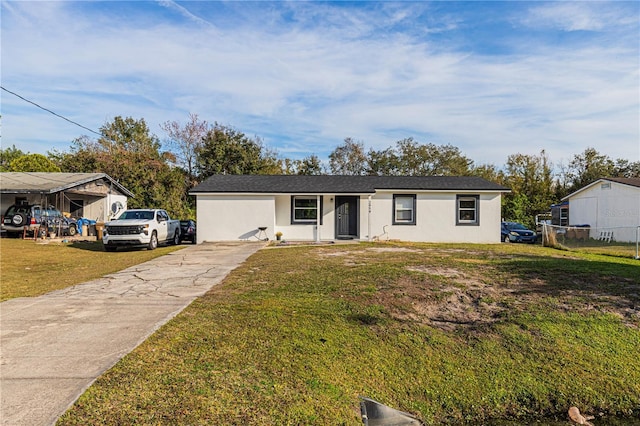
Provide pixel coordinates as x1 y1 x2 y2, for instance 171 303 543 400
1 86 103 137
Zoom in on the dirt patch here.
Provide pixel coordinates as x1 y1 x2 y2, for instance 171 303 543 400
366 247 422 253
350 263 640 332
313 245 640 331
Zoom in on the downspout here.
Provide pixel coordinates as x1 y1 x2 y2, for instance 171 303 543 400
368 195 372 242
316 195 321 242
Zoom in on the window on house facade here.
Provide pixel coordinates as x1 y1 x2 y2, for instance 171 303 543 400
291 196 322 224
456 195 479 225
393 194 416 225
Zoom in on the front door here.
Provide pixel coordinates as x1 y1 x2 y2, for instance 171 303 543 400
335 196 358 239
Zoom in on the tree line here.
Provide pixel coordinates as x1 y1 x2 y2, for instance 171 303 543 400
1 114 637 227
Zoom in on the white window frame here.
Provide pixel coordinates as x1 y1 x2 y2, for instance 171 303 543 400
456 195 479 226
393 194 416 225
291 196 321 224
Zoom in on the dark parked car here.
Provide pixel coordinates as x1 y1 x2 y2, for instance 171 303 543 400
179 220 196 244
2 204 77 237
501 221 537 243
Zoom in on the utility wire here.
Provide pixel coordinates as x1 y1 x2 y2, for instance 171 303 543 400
1 86 103 137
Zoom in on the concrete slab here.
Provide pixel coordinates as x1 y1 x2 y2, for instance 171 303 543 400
0 242 264 426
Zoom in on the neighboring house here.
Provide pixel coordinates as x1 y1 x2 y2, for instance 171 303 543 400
0 172 133 222
562 177 640 243
190 175 509 243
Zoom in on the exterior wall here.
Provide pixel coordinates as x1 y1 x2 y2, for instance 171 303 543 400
568 181 640 242
367 191 502 243
196 191 503 243
274 195 336 241
196 195 275 242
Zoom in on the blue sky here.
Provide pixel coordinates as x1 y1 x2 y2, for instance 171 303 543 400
1 1 638 169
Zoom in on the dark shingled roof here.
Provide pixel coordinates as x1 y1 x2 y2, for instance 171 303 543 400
190 175 509 194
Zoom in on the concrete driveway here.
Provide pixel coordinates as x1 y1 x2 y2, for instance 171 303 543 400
0 242 264 426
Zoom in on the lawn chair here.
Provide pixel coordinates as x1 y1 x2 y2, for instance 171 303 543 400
598 231 613 243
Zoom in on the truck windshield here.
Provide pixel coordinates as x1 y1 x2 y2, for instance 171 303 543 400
118 211 155 220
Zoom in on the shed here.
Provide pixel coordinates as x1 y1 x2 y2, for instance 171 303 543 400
562 177 640 242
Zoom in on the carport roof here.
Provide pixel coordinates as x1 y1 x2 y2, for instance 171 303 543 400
0 172 133 197
190 174 509 194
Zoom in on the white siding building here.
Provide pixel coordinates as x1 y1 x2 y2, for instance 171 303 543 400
562 177 640 243
191 175 508 244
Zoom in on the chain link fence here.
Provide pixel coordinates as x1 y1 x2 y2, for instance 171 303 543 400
541 224 640 259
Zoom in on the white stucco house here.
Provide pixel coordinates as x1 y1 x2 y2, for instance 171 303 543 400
562 177 640 243
190 175 509 244
0 172 132 222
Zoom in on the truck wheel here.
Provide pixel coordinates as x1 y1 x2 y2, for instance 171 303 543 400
148 231 158 250
171 231 180 245
68 224 77 236
503 234 510 243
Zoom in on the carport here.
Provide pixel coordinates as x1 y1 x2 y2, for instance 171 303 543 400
0 172 133 223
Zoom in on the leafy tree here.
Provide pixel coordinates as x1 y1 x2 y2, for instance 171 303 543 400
328 137 368 175
367 147 400 176
294 155 324 175
9 154 61 172
52 116 191 218
160 113 209 182
393 138 472 176
470 163 505 183
562 148 615 196
196 124 282 177
366 138 473 176
0 145 26 171
613 158 640 178
502 151 555 228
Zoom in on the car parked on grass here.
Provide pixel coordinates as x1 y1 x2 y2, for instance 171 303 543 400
1 204 78 237
179 220 196 244
501 221 537 243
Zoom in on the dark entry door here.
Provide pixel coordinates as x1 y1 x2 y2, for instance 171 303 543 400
335 196 358 239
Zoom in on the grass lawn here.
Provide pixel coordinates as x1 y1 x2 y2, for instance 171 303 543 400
0 238 185 301
54 242 640 425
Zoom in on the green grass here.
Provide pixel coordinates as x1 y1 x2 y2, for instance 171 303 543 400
55 242 640 424
0 238 185 301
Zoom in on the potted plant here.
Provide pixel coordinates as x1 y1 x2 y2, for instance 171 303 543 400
275 231 283 241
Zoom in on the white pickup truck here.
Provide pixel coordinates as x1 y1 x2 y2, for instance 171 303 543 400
102 209 181 252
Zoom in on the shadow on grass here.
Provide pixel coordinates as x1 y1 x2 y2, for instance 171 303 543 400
67 241 157 253
494 255 640 316
68 241 107 251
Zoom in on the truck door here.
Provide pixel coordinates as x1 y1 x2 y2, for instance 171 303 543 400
156 210 169 242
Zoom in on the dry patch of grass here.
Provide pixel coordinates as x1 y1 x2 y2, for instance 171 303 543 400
0 238 185 301
58 242 640 425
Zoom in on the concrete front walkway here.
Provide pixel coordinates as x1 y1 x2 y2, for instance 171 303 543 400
0 242 264 426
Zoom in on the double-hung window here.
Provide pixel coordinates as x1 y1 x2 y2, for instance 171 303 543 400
456 195 479 225
393 194 416 225
291 196 322 224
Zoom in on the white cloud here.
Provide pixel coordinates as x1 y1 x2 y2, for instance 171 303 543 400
520 2 638 32
1 1 638 169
